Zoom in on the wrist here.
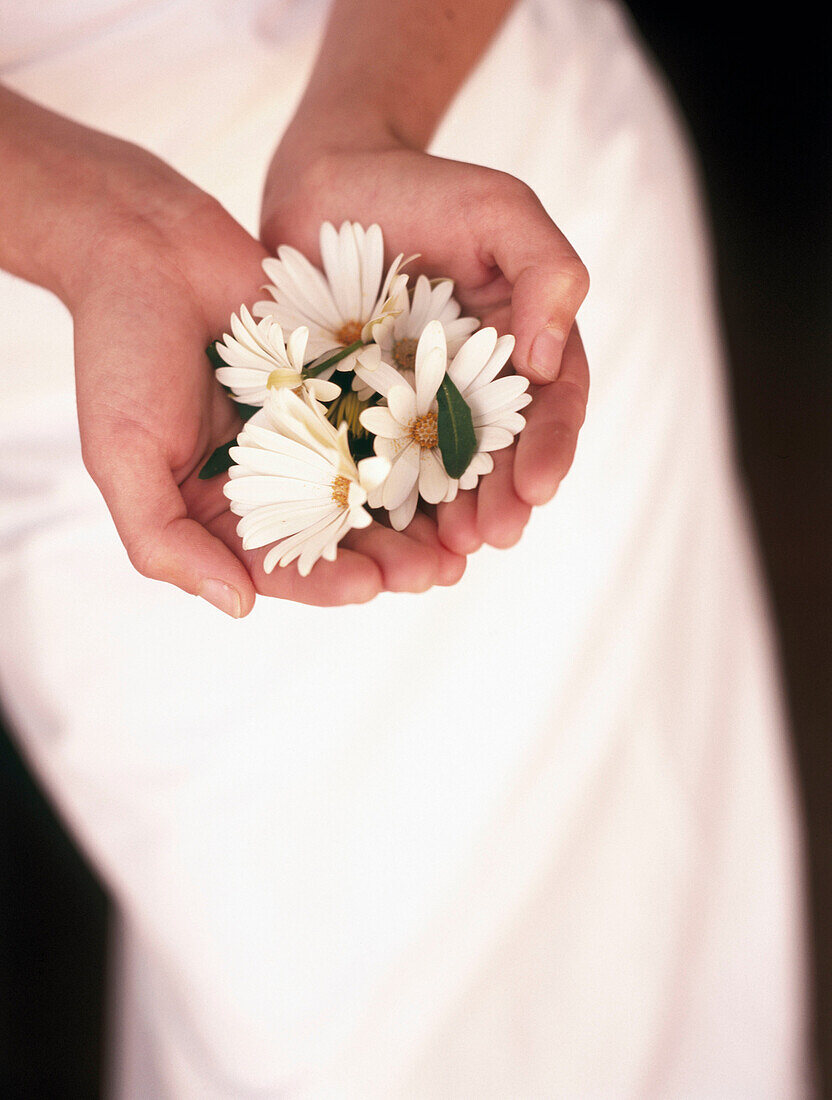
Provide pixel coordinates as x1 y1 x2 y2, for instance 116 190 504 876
0 88 208 308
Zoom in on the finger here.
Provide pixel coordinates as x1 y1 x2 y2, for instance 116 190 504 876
208 509 383 606
514 325 590 506
86 430 257 617
482 180 589 383
436 489 482 556
475 447 531 549
342 520 442 594
401 510 467 586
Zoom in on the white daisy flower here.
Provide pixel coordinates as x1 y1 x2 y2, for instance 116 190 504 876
352 274 480 399
253 221 409 371
446 327 532 490
223 388 390 576
356 321 458 531
215 306 341 406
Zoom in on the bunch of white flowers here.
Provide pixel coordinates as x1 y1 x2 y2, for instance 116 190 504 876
202 221 532 576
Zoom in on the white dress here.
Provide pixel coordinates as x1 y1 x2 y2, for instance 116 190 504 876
0 0 811 1095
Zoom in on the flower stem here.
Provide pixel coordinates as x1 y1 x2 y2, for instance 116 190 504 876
303 340 363 377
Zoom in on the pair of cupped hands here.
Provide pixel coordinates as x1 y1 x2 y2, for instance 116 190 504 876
74 128 589 617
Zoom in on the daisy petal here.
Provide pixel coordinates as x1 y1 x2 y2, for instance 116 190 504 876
408 275 434 334
357 455 392 493
475 425 515 452
387 383 417 425
306 378 342 403
360 406 410 439
466 375 531 418
467 334 517 390
419 448 451 504
415 321 447 414
448 327 499 394
382 442 420 510
361 224 385 320
388 484 419 531
355 348 409 399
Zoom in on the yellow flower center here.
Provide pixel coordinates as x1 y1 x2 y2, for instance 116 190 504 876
410 410 438 450
336 320 363 345
330 475 351 508
392 337 418 372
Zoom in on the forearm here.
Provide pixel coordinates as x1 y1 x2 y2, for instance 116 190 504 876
0 86 206 306
282 0 516 155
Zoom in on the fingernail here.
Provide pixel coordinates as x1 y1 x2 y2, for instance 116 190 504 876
531 327 565 380
198 579 242 618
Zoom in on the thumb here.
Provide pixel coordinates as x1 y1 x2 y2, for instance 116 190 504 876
83 428 256 617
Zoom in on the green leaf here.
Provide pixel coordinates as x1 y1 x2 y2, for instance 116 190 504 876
206 341 225 371
198 440 235 480
436 375 477 479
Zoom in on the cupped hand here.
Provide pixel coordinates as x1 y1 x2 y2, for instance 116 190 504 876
71 148 464 615
260 141 590 555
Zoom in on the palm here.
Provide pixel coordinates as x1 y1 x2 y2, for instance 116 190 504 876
75 196 463 610
261 146 590 555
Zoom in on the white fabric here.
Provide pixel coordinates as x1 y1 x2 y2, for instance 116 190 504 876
0 0 811 1096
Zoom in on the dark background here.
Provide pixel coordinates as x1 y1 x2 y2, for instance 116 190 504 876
1 2 829 1094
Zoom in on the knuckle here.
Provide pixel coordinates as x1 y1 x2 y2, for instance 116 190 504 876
492 171 537 210
562 256 590 301
552 255 589 303
127 536 163 581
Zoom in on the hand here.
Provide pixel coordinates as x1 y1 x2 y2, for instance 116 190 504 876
261 138 590 554
65 143 464 614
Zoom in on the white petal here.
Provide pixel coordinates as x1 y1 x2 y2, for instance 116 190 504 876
481 411 528 435
215 367 270 390
467 375 530 418
264 251 340 331
372 435 402 461
428 278 456 320
224 474 330 506
444 316 482 353
272 249 339 322
306 378 342 403
382 442 420 510
418 448 451 504
361 223 385 321
475 425 515 452
388 484 419 531
447 328 499 394
387 384 417 425
297 514 351 576
286 326 309 370
466 334 517 392
263 510 342 573
407 274 434 334
240 503 336 549
356 455 391 493
228 445 334 484
359 406 409 439
339 221 364 322
375 253 407 311
354 347 410 399
238 424 337 474
349 505 373 530
415 321 447 414
318 223 348 323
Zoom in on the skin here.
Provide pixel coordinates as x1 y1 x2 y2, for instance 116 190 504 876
0 0 589 616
